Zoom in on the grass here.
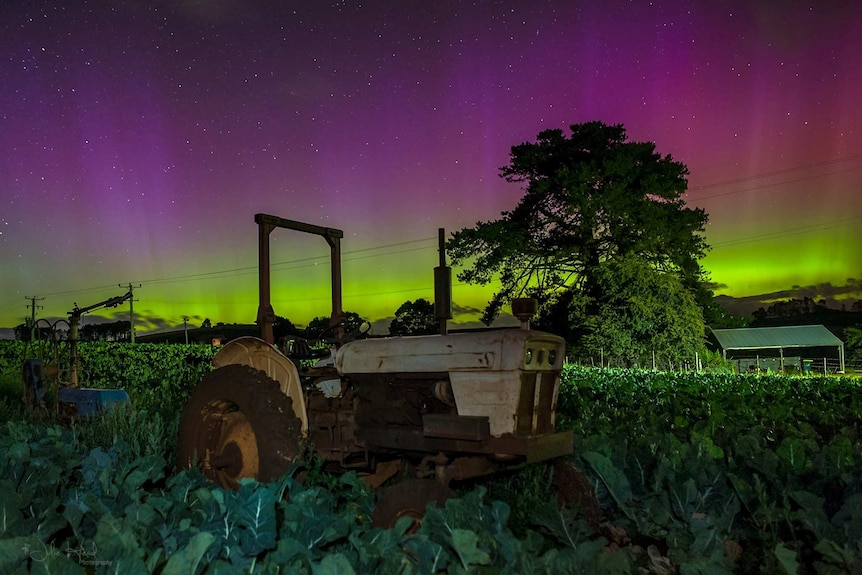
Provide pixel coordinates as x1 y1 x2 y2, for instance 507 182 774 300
2 365 180 468
0 368 27 422
71 404 180 465
477 462 557 537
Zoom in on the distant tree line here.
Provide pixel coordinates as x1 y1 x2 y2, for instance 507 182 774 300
14 320 131 342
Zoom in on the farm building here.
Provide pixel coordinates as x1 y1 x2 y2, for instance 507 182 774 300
708 324 845 374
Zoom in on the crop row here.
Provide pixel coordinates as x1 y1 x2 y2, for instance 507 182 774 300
1 341 861 572
556 365 862 573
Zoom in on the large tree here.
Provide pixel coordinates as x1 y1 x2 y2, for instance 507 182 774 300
578 255 705 367
389 298 438 336
448 121 709 325
305 311 368 340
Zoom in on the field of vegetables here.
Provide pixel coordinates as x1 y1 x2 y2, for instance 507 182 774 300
1 339 861 574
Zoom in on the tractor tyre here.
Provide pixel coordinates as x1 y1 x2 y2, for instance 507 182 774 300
371 479 455 531
177 363 302 490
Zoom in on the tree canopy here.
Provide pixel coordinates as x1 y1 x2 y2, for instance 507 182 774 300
389 298 438 336
578 255 705 367
448 121 709 325
305 311 368 340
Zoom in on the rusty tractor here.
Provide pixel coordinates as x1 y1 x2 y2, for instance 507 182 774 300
177 214 572 526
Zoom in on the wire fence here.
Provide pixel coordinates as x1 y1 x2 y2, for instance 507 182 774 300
567 352 710 372
569 352 860 375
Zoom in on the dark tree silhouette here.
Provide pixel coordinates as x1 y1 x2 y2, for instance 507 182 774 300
389 299 438 336
305 311 367 340
448 121 709 326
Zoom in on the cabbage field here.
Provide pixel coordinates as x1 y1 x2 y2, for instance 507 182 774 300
0 340 860 574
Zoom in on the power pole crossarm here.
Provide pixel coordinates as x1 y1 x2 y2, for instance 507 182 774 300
120 283 142 343
25 296 44 340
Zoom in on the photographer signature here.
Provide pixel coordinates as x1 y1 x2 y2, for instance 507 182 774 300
21 540 107 565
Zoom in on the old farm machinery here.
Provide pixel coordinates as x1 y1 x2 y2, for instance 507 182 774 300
22 293 131 417
177 213 572 525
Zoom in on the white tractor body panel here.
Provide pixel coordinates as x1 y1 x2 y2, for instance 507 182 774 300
336 329 565 436
335 329 562 373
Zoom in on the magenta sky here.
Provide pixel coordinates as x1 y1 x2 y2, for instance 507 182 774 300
2 1 861 337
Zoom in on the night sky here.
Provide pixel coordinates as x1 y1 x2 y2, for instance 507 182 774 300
2 0 861 337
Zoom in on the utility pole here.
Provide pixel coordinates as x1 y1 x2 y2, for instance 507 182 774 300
120 283 142 343
25 296 44 340
182 316 189 344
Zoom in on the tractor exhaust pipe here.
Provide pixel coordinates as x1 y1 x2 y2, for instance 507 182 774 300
434 228 452 335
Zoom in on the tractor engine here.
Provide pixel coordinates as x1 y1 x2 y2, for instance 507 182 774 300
299 327 569 483
338 328 564 438
177 213 572 523
294 329 572 479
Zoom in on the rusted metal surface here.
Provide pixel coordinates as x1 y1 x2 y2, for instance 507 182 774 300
515 371 559 435
177 364 302 490
422 413 490 441
436 455 496 484
214 336 308 434
304 389 360 464
254 213 344 344
336 328 564 373
361 426 573 463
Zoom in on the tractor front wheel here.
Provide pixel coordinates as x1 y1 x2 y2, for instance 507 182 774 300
177 364 302 490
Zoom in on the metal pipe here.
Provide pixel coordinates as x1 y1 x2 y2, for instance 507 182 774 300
254 213 345 344
434 228 452 335
257 219 275 344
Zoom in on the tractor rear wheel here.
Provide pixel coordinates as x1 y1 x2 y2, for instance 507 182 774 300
372 479 455 531
177 364 302 490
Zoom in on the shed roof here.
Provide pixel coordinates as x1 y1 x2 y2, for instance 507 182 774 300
710 324 842 351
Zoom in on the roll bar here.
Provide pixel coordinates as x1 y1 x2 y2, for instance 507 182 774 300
254 213 344 344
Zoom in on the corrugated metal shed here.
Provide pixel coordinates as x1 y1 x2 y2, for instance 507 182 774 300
710 325 841 350
708 324 845 373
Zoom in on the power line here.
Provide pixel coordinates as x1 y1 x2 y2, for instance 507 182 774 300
691 165 862 202
139 237 438 287
709 216 862 248
1 236 439 316
686 152 862 197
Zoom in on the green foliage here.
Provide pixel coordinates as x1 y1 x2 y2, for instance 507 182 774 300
0 370 24 422
845 325 862 365
72 404 179 464
481 463 556 536
556 365 862 573
448 121 708 325
389 298 439 336
0 339 214 418
577 255 705 366
0 421 637 574
3 338 862 573
75 342 215 414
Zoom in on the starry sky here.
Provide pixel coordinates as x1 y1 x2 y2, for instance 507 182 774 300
1 0 861 338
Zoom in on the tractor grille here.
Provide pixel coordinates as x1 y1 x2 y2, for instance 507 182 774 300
515 370 559 436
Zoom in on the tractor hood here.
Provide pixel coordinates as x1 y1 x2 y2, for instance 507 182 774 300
334 328 564 375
